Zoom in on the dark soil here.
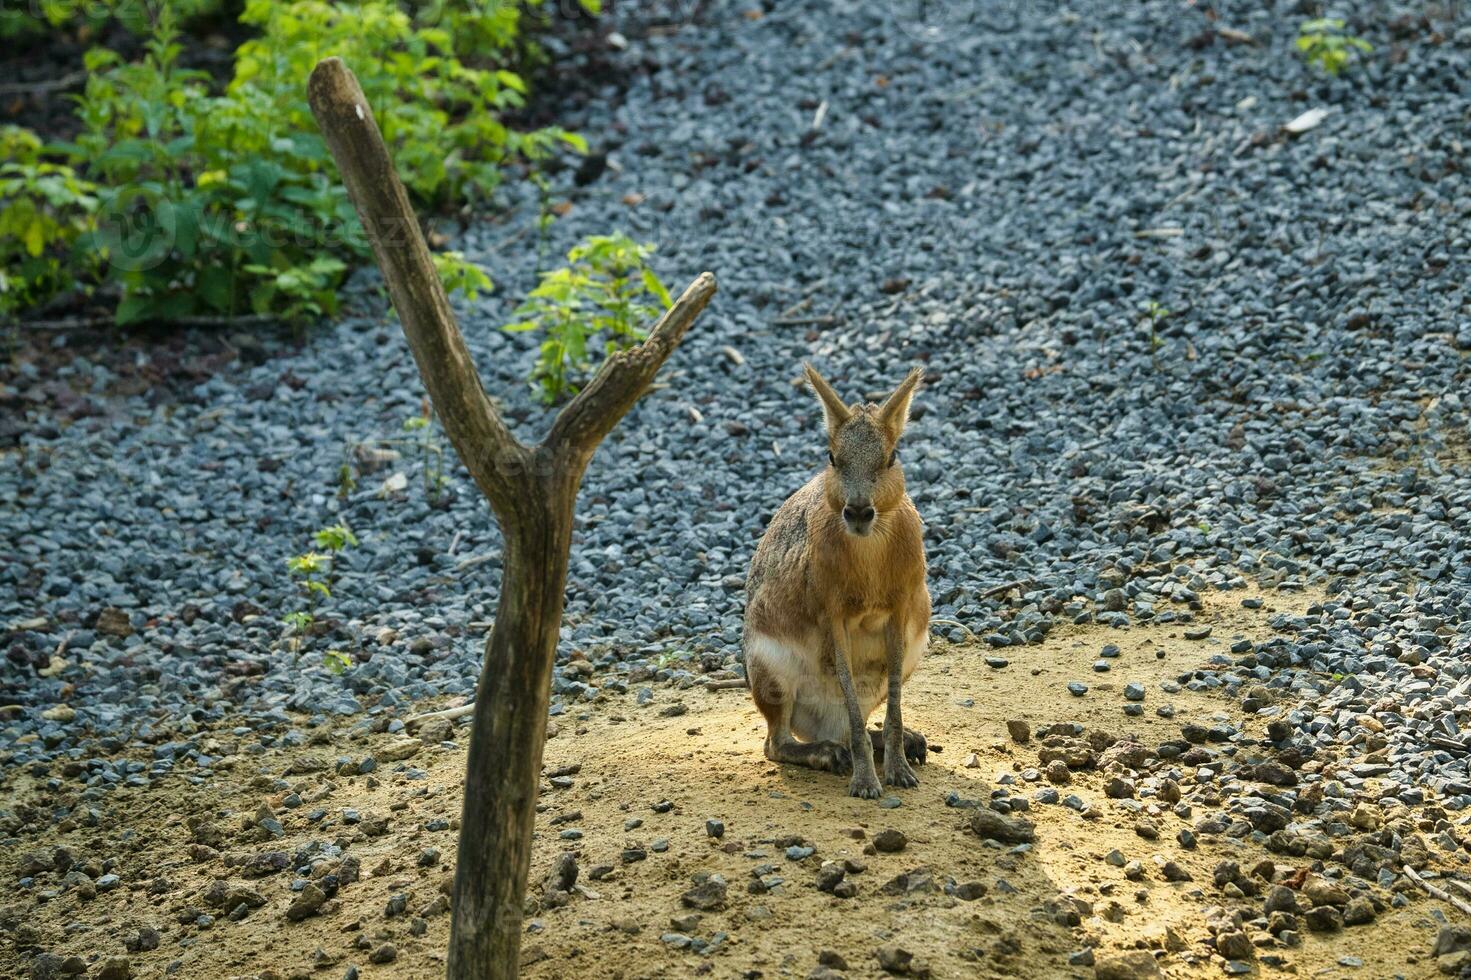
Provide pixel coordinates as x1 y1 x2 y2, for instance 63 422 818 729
1 323 243 448
0 4 246 140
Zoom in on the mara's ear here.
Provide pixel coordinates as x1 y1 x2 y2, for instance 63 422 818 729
878 366 923 441
803 362 850 438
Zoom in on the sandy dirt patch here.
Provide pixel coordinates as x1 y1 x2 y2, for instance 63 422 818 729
1 589 1459 979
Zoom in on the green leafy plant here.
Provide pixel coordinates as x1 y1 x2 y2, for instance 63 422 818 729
283 610 315 632
1297 18 1372 76
0 0 223 38
420 0 602 61
651 649 694 670
434 251 494 302
336 458 358 500
531 172 556 272
227 0 583 208
242 257 352 325
285 551 331 631
313 522 359 564
62 7 359 326
0 126 99 317
7 0 581 326
504 233 673 403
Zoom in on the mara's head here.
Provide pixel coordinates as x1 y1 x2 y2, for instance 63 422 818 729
803 363 923 538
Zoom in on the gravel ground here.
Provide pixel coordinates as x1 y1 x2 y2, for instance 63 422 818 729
3 0 1470 819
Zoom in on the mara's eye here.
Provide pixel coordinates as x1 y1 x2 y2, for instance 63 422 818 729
827 451 836 467
889 450 899 468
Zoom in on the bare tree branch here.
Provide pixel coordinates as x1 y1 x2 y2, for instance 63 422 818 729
546 271 717 461
307 55 715 979
306 56 528 513
1405 865 1471 917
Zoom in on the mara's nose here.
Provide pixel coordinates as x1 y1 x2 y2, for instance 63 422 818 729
843 502 875 524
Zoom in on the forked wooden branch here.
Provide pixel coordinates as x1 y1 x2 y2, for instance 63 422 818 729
548 272 717 463
307 56 714 503
307 55 715 980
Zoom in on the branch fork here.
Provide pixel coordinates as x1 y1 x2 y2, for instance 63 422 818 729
307 55 715 980
307 56 715 513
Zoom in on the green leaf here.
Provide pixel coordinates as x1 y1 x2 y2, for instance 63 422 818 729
196 264 233 312
641 268 673 308
495 70 527 93
323 649 353 674
314 524 358 551
114 293 150 326
151 292 195 322
22 218 45 258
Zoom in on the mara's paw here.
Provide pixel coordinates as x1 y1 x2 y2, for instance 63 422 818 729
870 727 928 766
817 741 852 775
883 757 919 789
848 769 883 799
903 728 928 766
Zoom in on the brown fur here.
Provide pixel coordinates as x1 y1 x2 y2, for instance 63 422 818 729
743 365 931 797
747 477 927 652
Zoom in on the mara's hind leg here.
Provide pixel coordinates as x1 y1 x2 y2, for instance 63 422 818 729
879 619 919 788
748 656 851 775
828 629 883 799
868 727 927 765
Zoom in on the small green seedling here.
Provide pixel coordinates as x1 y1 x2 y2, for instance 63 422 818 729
286 551 330 634
314 522 358 590
1141 301 1171 371
314 522 359 556
336 460 357 500
433 251 493 302
504 233 673 404
403 410 449 503
652 649 690 669
532 173 556 272
287 551 332 595
1297 18 1372 76
323 649 354 675
284 524 357 639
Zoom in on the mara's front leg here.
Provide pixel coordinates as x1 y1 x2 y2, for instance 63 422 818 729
881 618 919 788
829 627 882 799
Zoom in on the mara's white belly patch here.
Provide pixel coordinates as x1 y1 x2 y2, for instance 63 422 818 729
746 625 928 744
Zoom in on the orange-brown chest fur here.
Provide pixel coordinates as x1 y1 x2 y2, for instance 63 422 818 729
745 476 929 644
806 495 926 624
